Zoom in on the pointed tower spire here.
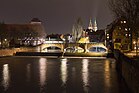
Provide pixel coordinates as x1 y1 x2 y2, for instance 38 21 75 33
93 18 98 32
88 18 93 30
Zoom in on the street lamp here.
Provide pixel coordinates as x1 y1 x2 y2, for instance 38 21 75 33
105 29 107 46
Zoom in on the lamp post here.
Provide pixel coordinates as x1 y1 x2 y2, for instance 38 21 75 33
105 29 107 46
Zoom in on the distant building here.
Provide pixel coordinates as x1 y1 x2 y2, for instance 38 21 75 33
88 19 93 31
0 18 46 48
88 18 98 32
83 18 104 42
45 34 64 43
93 19 98 32
86 29 105 42
106 18 131 51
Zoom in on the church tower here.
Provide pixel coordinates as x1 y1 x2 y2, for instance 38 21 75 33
93 19 98 32
88 18 93 31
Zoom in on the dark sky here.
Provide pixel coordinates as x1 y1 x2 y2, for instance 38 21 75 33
0 0 114 34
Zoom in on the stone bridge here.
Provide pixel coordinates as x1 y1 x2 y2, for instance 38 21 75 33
40 42 105 52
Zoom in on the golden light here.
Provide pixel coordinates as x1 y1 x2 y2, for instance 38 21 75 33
39 58 47 87
82 59 89 92
60 58 68 84
2 64 10 90
133 41 136 44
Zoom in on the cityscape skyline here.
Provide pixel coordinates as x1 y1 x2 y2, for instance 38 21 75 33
0 0 114 34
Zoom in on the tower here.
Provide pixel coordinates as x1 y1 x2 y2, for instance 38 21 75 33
88 19 93 30
93 19 98 32
30 18 42 24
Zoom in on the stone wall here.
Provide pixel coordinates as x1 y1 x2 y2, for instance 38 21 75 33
114 50 139 93
0 47 39 56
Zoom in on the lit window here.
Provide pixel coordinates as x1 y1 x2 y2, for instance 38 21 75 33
120 21 123 24
125 28 128 31
124 21 126 23
133 41 136 44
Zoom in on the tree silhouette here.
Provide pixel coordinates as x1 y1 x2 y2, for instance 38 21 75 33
72 18 83 43
108 0 139 52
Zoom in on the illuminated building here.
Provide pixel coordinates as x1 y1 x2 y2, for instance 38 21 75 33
0 18 46 48
88 19 93 31
106 18 132 52
93 19 98 32
88 18 98 32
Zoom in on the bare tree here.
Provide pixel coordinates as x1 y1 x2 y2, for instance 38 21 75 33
108 0 139 53
72 18 83 43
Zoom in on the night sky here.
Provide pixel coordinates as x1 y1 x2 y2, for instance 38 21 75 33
0 0 114 34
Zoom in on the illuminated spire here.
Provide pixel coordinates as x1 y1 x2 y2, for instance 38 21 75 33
93 19 97 32
88 18 93 30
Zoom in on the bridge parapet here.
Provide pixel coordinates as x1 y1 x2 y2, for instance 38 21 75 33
40 42 105 52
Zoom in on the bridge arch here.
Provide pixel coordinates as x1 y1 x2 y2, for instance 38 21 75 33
86 43 105 49
40 43 64 52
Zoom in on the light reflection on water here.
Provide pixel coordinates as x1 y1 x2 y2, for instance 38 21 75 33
104 59 111 88
26 64 31 82
39 58 47 87
104 59 116 89
82 59 89 92
2 64 10 91
0 57 129 93
60 58 68 85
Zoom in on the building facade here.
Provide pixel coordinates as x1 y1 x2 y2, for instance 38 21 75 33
0 18 46 48
106 18 132 52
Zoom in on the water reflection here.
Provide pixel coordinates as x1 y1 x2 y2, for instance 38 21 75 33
39 58 47 87
26 64 31 82
82 59 89 92
104 60 111 88
60 58 68 85
2 64 10 90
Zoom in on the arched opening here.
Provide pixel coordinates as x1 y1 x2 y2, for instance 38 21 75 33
43 46 62 53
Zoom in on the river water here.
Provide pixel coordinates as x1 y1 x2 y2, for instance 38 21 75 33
0 57 130 93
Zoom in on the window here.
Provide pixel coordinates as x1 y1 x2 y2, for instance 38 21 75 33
89 47 97 52
125 28 128 31
97 47 106 52
89 47 106 52
120 21 123 24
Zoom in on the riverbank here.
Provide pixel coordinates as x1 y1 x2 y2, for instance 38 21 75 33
0 47 39 57
114 50 139 93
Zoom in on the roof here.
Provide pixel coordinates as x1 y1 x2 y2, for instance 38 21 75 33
31 18 41 22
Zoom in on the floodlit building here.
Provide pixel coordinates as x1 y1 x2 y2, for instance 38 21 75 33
93 19 98 32
106 18 132 52
0 18 46 48
84 18 104 43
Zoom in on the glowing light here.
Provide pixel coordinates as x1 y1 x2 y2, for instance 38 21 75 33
2 64 10 90
82 59 89 92
39 58 47 87
78 37 90 43
60 58 68 84
124 21 126 23
133 41 136 44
